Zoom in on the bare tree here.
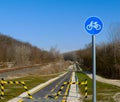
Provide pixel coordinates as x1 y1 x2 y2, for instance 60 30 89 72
14 45 31 66
109 24 120 65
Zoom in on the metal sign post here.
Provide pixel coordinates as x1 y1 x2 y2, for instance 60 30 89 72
92 35 96 102
85 17 103 102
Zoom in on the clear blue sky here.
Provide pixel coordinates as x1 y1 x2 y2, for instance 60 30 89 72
0 0 120 53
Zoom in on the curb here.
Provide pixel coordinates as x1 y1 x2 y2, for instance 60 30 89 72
67 71 82 102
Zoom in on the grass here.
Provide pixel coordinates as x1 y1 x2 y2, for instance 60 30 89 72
0 74 60 102
76 71 120 102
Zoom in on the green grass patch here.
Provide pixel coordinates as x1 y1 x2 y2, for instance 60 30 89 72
1 74 59 102
76 71 120 102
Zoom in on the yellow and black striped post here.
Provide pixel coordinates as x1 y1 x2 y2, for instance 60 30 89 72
54 83 66 99
20 81 33 99
0 78 33 100
54 80 88 99
0 78 5 99
84 79 87 98
62 75 72 102
8 81 33 99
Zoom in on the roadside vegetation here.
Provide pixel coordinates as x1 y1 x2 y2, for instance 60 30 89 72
64 25 120 79
0 33 62 68
76 71 120 102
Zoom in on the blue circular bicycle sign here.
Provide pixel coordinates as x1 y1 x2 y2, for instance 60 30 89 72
85 17 103 35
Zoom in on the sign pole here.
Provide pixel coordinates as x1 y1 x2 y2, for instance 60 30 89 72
92 35 96 102
85 16 103 102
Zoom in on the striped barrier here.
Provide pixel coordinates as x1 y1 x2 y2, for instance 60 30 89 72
0 78 33 99
85 79 87 98
54 83 66 99
61 75 72 102
0 78 4 99
52 79 87 99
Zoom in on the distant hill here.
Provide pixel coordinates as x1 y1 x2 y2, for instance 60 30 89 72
0 33 60 67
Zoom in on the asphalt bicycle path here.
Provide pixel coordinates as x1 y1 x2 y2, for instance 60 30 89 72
22 71 72 102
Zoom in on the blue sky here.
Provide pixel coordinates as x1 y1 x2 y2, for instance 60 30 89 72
0 0 120 53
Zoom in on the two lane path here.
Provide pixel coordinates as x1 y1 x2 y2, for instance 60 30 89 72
23 71 72 102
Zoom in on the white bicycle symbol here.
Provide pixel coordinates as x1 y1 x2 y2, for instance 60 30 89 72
86 21 101 30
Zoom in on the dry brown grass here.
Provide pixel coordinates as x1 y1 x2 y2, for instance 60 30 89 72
36 61 71 75
5 61 71 79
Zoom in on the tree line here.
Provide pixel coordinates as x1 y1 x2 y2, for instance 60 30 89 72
64 25 120 79
0 33 61 67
